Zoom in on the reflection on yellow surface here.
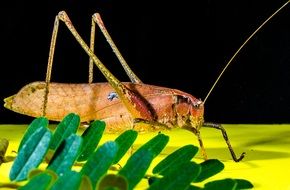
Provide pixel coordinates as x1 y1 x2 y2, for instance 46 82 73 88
0 124 290 189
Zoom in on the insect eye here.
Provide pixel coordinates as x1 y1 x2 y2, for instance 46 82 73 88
192 100 203 109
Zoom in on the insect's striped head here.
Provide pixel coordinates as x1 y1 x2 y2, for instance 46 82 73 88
174 94 204 130
189 98 204 129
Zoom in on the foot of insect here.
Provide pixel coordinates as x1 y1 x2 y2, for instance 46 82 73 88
196 131 208 161
203 123 246 162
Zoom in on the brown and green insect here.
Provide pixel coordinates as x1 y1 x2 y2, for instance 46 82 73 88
4 1 289 162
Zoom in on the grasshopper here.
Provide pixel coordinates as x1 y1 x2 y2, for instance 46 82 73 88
4 1 289 162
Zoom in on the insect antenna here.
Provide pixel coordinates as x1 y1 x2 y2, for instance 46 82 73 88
203 1 290 104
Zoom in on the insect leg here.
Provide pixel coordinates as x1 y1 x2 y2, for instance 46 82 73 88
133 118 171 131
88 15 96 83
196 131 208 160
92 13 142 84
43 15 60 116
203 122 245 162
56 11 153 120
182 125 208 160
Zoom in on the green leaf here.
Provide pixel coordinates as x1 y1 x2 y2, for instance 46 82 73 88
114 130 138 164
77 120 106 162
47 134 83 176
135 133 169 158
194 159 224 182
81 141 118 188
28 169 58 187
235 179 254 189
18 117 48 151
117 133 169 190
49 113 80 150
119 149 154 190
152 145 198 175
18 172 53 190
97 174 128 190
9 127 52 181
148 162 201 190
204 178 237 190
28 169 47 179
79 175 93 190
148 177 158 185
50 171 82 190
187 185 203 190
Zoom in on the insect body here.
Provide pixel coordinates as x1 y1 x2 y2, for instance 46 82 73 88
4 2 289 162
4 81 204 134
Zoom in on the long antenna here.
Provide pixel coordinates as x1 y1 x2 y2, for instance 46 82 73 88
203 1 289 104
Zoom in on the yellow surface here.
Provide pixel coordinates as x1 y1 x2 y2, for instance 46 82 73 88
0 124 290 189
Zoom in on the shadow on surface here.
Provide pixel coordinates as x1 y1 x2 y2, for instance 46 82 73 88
154 145 290 162
205 148 290 161
241 131 290 147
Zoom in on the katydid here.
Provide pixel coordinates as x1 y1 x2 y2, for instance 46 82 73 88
4 1 289 162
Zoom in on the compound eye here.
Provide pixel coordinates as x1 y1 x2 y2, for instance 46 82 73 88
193 99 203 109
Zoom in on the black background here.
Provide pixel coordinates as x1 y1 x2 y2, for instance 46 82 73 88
1 0 290 124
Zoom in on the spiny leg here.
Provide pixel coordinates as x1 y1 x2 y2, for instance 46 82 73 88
203 122 245 162
182 126 208 160
57 11 154 121
90 13 142 84
196 131 208 160
133 118 171 131
43 15 60 116
88 16 96 84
